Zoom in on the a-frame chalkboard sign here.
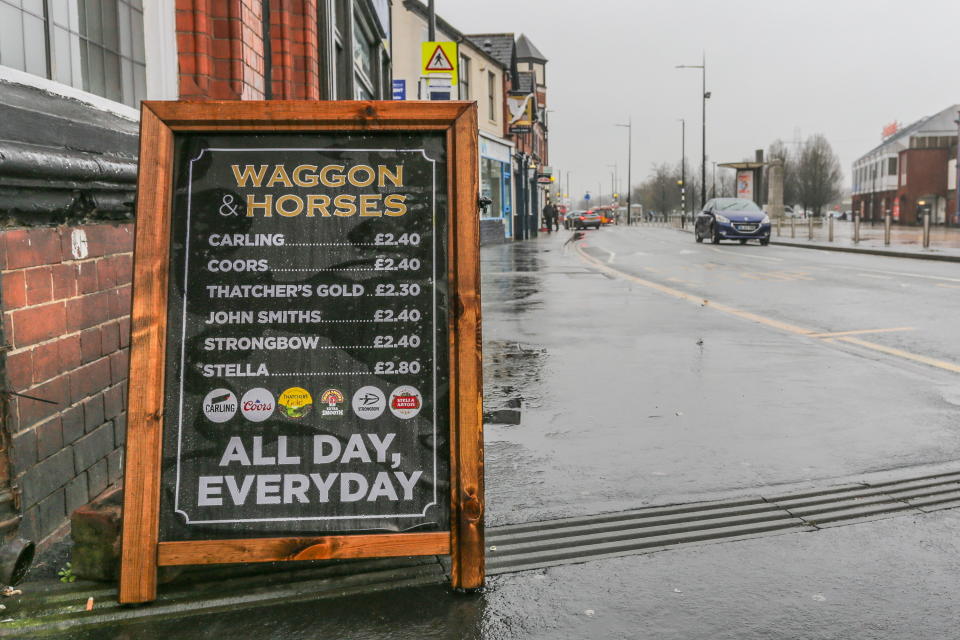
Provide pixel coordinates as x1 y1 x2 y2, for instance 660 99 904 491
119 101 483 604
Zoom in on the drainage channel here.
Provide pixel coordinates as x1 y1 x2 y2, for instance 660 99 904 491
487 470 960 575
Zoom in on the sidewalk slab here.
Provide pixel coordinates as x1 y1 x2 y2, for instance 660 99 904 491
770 238 960 262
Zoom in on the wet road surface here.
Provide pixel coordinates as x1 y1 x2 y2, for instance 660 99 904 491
482 226 960 527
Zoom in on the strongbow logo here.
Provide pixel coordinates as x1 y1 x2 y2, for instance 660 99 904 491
202 388 237 423
278 387 313 419
389 385 423 419
352 386 386 420
240 387 275 422
319 388 346 420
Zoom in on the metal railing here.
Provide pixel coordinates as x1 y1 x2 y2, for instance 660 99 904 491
628 212 959 253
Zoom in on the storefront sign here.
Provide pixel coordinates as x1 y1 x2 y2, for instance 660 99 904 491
120 101 484 603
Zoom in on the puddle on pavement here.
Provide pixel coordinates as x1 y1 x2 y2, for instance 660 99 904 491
483 340 547 425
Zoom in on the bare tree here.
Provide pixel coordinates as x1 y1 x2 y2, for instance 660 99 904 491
796 134 843 216
766 139 800 205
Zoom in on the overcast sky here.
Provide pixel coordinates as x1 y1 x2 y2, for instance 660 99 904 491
437 0 960 201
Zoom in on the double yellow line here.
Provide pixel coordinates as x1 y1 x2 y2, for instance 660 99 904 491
576 242 960 375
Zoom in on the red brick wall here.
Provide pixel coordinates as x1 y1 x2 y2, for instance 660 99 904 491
2 224 133 541
897 148 950 224
269 0 320 99
175 0 322 101
177 0 267 100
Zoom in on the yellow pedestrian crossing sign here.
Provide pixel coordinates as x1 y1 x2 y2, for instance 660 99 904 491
421 41 458 86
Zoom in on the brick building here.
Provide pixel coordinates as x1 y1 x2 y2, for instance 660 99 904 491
391 1 515 244
0 0 391 546
851 104 959 225
467 32 550 240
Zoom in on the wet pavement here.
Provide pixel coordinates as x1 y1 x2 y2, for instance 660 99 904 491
38 507 960 639
483 227 960 528
14 226 960 638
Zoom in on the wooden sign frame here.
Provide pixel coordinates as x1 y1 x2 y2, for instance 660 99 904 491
119 101 483 604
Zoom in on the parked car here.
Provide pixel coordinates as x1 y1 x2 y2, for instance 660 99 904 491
568 210 602 230
695 198 771 245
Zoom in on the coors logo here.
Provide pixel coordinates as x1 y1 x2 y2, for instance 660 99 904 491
240 388 275 422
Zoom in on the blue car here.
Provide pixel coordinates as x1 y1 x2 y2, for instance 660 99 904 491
694 198 771 245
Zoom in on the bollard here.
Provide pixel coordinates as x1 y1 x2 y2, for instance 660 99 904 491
791 216 796 238
923 213 930 248
828 216 834 242
884 214 891 246
854 215 861 244
808 216 814 240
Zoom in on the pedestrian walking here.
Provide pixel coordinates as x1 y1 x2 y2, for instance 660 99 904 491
542 203 556 233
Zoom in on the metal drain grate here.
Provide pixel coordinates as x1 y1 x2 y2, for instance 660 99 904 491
487 470 960 574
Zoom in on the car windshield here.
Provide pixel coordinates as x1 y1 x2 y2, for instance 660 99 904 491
715 199 761 212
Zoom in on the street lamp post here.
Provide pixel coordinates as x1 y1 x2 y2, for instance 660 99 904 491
678 118 686 226
677 54 709 210
615 118 633 224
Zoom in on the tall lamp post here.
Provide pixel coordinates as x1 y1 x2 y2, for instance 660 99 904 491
677 53 710 210
615 118 632 224
678 118 686 226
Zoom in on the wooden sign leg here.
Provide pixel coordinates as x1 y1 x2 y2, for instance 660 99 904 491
449 106 485 591
118 106 173 604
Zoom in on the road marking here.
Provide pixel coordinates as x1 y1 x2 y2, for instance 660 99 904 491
809 327 915 338
576 243 813 336
937 283 960 289
710 247 784 262
837 337 960 374
857 273 894 280
843 267 960 284
575 242 960 375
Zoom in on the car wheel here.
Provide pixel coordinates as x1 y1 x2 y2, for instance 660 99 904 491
760 238 770 246
711 225 720 244
739 239 747 245
695 228 703 243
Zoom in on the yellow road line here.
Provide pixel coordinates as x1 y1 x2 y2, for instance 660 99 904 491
937 283 960 289
837 337 960 374
576 241 960 374
808 327 915 338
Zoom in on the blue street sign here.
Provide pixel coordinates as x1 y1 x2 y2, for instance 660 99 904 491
392 79 406 100
584 193 591 200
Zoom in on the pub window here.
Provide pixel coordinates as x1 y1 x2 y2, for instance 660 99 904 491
0 0 146 108
352 9 375 99
487 71 496 121
888 157 897 176
459 54 470 100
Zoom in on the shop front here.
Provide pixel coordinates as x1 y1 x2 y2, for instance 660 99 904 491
479 132 514 243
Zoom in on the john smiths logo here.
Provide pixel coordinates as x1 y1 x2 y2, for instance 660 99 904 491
202 388 237 423
278 387 313 419
319 388 346 420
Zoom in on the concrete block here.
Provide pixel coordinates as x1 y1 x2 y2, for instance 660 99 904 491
73 422 113 472
64 472 89 515
87 458 108 497
36 488 66 539
20 447 74 507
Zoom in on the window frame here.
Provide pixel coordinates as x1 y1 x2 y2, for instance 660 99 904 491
458 53 470 100
487 70 496 122
0 0 147 110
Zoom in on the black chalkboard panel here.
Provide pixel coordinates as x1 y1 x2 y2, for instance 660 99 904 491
158 132 449 541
